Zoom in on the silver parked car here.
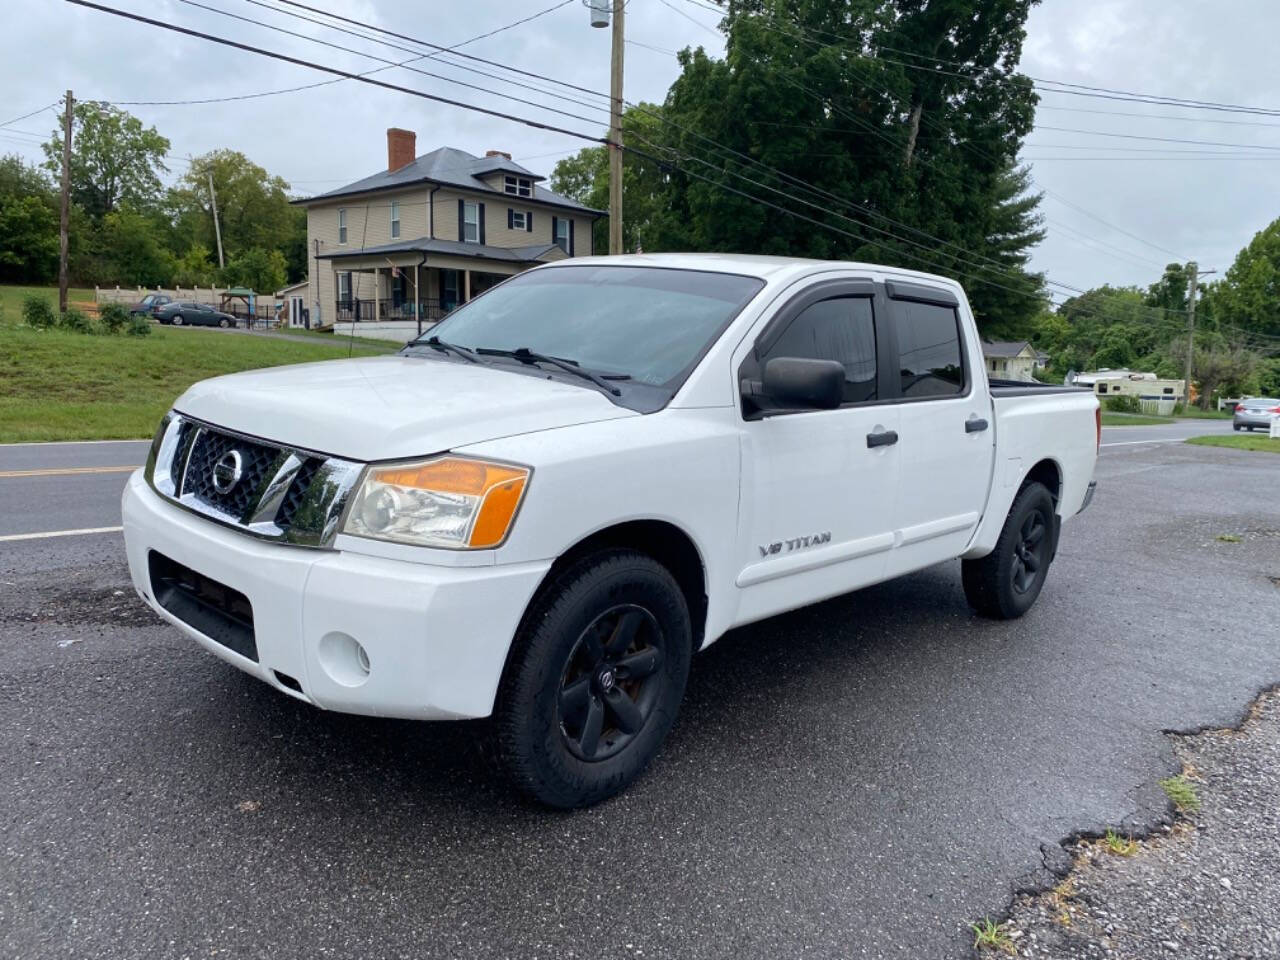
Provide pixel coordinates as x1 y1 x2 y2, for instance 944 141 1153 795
1233 397 1280 431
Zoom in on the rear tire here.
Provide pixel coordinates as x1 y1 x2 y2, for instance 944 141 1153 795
962 481 1056 620
1234 424 1242 431
494 549 692 808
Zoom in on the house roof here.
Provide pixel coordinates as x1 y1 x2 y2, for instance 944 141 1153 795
293 146 602 215
317 236 563 263
982 340 1034 358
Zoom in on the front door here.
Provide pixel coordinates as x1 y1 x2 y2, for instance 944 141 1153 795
441 270 459 312
734 281 902 624
881 282 996 578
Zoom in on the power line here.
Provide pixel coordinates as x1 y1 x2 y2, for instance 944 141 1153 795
0 102 60 129
104 0 575 108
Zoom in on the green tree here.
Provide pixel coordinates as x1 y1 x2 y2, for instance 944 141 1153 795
42 102 169 220
97 205 174 286
1211 217 1280 339
222 247 287 293
169 150 306 279
1145 262 1191 315
0 155 59 283
579 0 1045 331
172 242 217 287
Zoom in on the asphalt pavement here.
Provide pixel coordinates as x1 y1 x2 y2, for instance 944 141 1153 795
1 426 1277 960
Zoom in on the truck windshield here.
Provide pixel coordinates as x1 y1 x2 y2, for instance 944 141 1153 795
418 266 764 387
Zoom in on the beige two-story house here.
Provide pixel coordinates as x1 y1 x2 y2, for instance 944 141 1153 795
294 128 603 333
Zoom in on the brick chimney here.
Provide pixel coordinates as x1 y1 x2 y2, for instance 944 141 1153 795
485 149 512 161
387 128 416 172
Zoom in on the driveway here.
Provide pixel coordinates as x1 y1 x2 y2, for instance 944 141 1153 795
1 439 1277 959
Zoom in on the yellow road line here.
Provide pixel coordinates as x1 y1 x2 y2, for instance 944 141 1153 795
0 465 140 479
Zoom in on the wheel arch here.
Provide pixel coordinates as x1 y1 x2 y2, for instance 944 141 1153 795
1023 457 1062 508
521 519 709 652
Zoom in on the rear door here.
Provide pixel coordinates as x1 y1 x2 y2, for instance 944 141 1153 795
734 279 902 623
880 280 996 578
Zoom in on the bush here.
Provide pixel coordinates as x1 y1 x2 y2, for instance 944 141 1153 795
99 302 130 334
59 306 95 334
1105 394 1142 414
126 313 152 337
22 294 57 329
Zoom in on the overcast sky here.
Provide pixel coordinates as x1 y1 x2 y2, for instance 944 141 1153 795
6 0 1279 296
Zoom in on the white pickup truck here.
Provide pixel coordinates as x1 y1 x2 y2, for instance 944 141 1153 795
123 255 1098 807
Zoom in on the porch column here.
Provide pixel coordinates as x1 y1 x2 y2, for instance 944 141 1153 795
463 269 471 303
373 266 380 322
414 261 421 335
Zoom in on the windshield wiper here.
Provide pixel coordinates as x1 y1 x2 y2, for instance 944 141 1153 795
418 335 480 363
476 347 626 397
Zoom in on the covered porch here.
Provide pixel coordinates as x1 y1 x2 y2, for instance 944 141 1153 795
321 237 565 338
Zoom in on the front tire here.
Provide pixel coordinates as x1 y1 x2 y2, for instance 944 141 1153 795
962 481 1056 620
172 314 184 326
219 317 230 328
494 550 692 808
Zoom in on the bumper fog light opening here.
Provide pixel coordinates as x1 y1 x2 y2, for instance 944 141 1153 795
318 631 372 688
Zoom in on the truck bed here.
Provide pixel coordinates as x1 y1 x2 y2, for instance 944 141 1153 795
989 379 1093 398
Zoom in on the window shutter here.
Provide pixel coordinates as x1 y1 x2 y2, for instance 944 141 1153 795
507 208 514 230
478 203 486 244
526 211 533 233
457 199 464 242
552 216 559 249
568 219 575 256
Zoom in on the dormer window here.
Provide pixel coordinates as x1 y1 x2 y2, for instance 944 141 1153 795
504 175 532 197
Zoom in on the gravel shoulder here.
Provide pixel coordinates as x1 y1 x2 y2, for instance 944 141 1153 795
997 689 1280 959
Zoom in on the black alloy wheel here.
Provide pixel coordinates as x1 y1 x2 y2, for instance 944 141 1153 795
1010 510 1047 595
558 604 665 762
494 549 693 808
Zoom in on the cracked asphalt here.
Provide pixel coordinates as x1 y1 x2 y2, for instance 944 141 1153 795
1 436 1278 960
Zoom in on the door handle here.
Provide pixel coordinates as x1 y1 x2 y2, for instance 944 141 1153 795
965 417 989 433
866 430 899 448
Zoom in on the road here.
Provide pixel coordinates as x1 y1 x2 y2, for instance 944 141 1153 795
2 423 1276 960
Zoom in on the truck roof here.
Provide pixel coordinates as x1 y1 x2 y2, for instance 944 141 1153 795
541 252 958 289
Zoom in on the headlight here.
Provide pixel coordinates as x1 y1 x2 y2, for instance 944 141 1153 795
342 456 531 549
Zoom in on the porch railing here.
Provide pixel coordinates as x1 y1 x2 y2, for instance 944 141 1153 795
335 298 454 324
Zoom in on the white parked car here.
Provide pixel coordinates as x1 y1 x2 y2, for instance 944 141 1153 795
123 255 1099 807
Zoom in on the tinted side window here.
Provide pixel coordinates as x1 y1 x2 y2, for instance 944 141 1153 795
896 301 964 398
762 296 877 404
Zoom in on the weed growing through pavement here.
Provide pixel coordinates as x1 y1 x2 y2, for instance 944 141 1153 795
1159 775 1201 812
1215 533 1241 543
1103 829 1138 856
971 918 1016 955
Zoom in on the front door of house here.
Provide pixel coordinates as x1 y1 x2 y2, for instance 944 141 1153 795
441 270 459 312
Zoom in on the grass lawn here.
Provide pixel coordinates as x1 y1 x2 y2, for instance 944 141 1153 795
1100 413 1172 426
286 327 412 350
0 320 392 443
1175 406 1232 420
0 284 97 318
1186 434 1280 454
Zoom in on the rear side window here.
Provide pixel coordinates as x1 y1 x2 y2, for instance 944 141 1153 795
895 301 964 398
761 296 877 404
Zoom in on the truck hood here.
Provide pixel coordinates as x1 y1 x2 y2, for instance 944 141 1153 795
173 355 637 462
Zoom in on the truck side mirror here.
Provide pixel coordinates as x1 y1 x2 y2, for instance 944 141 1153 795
752 357 845 411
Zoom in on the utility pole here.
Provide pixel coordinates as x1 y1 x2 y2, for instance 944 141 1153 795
207 166 225 269
608 0 624 255
1182 263 1216 410
58 90 73 314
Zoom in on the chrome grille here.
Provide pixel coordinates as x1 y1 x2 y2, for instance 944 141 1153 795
145 414 364 548
181 430 283 522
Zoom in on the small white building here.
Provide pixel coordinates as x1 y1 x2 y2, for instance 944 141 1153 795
982 341 1040 382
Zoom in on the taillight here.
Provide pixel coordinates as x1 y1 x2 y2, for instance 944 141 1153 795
1271 406 1280 414
1236 404 1246 412
1095 406 1101 452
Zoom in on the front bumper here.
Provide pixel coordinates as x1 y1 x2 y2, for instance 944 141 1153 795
122 471 551 720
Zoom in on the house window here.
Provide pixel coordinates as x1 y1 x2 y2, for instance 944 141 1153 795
337 271 352 304
554 216 570 253
390 201 400 239
463 201 480 243
338 208 347 244
509 209 527 231
504 175 532 197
